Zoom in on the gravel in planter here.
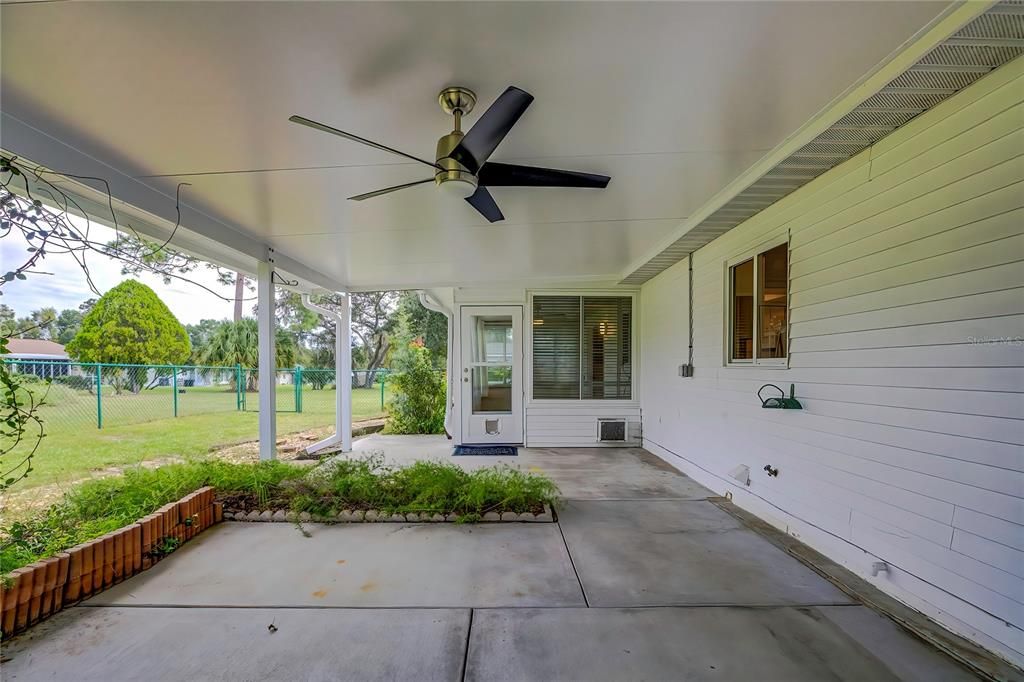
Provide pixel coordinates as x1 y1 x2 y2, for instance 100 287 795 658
222 504 555 523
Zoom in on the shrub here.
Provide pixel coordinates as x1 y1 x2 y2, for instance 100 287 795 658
66 280 191 394
385 345 446 434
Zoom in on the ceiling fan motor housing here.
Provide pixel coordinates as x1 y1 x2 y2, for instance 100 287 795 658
435 129 478 197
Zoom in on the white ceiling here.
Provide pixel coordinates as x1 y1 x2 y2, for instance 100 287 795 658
1 1 951 290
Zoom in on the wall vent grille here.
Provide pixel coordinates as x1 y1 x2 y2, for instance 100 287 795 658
597 418 628 443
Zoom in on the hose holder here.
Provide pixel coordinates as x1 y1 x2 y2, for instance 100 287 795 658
759 383 802 410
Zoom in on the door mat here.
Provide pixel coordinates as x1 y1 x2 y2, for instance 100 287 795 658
453 445 518 456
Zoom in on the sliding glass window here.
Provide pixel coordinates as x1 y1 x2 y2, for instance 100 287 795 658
532 295 632 400
728 242 788 364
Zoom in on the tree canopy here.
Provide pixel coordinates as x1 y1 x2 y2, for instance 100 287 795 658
66 280 191 365
14 285 446 374
393 291 447 365
195 318 297 369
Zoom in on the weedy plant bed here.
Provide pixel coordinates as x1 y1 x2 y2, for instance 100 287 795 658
0 456 559 638
2 455 559 572
222 455 559 523
1 461 304 574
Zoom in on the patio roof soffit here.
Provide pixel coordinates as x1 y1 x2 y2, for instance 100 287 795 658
1 113 346 295
620 0 1022 284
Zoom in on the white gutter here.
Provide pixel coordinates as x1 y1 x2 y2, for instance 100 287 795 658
418 290 455 439
300 293 353 455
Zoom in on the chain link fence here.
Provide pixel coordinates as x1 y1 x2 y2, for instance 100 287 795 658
1 359 414 515
3 359 394 430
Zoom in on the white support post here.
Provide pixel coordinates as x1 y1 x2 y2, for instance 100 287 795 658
299 293 352 455
257 259 277 460
339 293 353 452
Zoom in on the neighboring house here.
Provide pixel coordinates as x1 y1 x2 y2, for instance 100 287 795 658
153 367 217 388
3 339 73 378
3 1 1021 667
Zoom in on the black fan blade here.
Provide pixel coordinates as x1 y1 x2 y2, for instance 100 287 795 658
449 87 534 174
290 115 441 170
479 162 610 188
348 178 434 201
465 186 504 223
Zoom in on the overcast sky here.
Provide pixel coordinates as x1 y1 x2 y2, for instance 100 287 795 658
2 219 243 325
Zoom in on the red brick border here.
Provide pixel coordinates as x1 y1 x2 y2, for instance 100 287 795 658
0 487 221 639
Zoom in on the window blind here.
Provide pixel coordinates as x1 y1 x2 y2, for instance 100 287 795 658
582 296 632 399
532 296 581 399
532 295 632 400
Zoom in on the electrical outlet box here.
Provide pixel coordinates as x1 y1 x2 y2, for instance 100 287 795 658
679 364 694 378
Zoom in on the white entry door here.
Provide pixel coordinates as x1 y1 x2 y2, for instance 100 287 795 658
460 306 523 444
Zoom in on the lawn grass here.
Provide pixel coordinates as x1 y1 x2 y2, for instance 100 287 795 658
0 458 560 573
5 383 392 492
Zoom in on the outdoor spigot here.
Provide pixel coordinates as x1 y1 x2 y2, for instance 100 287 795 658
763 465 779 477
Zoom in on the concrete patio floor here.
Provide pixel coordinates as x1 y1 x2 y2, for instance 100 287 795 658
3 437 978 681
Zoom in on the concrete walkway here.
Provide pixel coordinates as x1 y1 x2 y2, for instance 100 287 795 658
3 437 978 681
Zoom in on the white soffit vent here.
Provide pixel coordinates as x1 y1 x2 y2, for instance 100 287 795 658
597 418 628 442
621 1 1024 285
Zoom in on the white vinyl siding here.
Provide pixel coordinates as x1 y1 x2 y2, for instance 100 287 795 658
525 403 642 448
640 55 1024 664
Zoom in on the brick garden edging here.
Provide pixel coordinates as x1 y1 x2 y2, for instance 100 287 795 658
0 487 222 639
2 492 555 639
224 504 555 524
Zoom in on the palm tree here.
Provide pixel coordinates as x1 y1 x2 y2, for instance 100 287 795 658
197 319 297 390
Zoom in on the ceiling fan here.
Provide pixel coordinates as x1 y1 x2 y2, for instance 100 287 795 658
289 86 610 223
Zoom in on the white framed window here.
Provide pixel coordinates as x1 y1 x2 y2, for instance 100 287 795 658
727 240 789 366
531 294 633 400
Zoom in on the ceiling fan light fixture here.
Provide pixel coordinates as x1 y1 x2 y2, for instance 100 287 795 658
437 175 477 199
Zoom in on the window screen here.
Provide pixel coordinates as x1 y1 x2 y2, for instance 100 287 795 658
532 296 581 399
757 244 788 359
731 259 754 361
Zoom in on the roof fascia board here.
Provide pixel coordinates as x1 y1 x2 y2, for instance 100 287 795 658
345 273 639 293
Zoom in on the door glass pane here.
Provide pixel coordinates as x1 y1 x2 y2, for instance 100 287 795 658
471 317 513 363
757 243 788 359
483 322 513 362
471 366 512 413
731 259 754 360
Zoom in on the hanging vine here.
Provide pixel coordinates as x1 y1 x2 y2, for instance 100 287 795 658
0 154 257 490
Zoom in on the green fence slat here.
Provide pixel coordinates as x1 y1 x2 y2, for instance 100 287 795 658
95 363 103 429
